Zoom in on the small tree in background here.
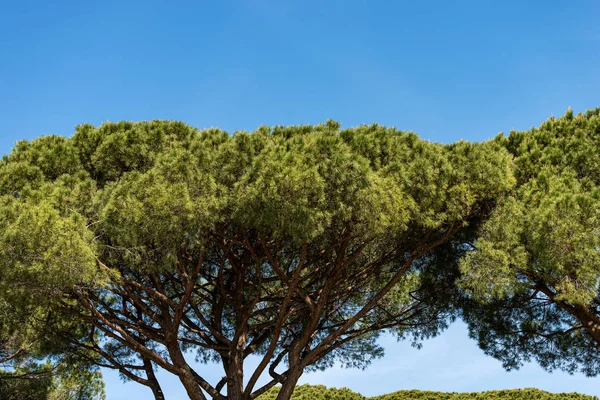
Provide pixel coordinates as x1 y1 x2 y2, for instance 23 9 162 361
0 120 513 399
460 108 600 376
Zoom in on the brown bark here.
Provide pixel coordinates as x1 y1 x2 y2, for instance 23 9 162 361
178 368 207 400
225 368 244 400
224 350 246 400
143 358 166 400
274 369 303 400
535 282 600 344
165 336 207 400
0 346 26 364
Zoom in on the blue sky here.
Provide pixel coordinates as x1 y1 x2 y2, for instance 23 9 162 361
2 0 600 398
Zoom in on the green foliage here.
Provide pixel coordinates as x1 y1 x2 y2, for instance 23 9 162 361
259 384 366 400
0 119 514 398
459 108 600 376
0 119 514 281
373 388 597 400
258 385 596 400
0 362 55 400
0 361 104 400
48 365 105 400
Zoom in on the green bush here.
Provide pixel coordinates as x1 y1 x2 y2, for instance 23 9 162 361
258 385 597 400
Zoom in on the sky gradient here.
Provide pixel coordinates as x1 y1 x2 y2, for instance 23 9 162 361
2 0 600 398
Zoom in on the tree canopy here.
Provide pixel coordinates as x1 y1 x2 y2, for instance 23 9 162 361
0 120 513 399
459 108 600 376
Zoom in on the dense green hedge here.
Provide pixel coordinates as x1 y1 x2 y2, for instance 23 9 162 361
258 385 598 400
259 385 364 400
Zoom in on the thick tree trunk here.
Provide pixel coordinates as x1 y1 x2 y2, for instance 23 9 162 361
225 361 245 400
224 337 247 400
274 369 303 400
166 338 207 400
177 367 207 400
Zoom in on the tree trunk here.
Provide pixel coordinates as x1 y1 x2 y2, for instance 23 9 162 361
148 379 166 400
226 366 245 400
178 367 207 400
224 345 247 400
166 338 207 400
274 369 303 400
143 358 166 400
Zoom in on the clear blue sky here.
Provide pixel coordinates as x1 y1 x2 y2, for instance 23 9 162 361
2 0 600 398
